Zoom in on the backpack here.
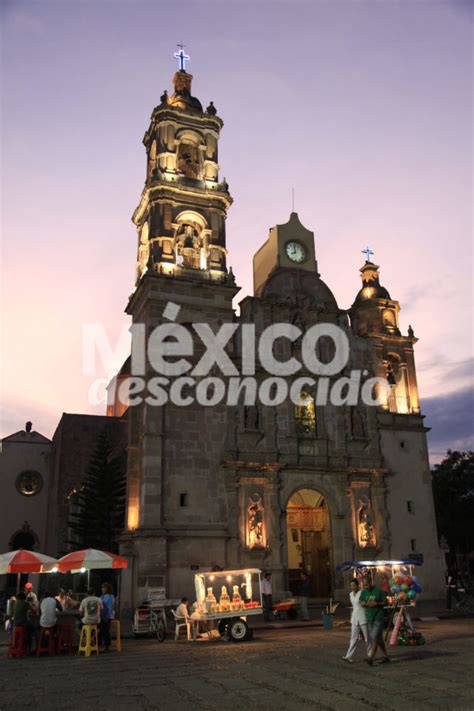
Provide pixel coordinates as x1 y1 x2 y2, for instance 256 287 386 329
86 598 99 617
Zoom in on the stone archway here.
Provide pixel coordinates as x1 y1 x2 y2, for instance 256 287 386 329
286 489 332 597
9 521 40 551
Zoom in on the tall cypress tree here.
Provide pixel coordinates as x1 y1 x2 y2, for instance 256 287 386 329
68 430 126 552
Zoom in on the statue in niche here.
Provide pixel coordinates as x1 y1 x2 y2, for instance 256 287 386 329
247 494 265 549
350 407 366 439
295 392 316 435
357 496 376 548
244 405 260 431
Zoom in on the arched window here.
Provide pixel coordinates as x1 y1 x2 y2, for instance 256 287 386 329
295 391 316 435
177 141 200 179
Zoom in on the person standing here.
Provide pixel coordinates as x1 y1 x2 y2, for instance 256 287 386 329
298 571 311 621
446 567 460 610
24 583 40 652
11 592 32 652
360 575 389 665
100 582 115 651
262 572 273 622
342 579 370 663
12 591 30 628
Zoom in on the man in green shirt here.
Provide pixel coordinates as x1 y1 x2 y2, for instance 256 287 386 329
12 592 29 627
359 576 389 665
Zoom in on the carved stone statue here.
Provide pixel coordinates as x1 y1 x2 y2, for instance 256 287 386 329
244 405 260 431
350 407 366 438
357 496 376 548
247 494 265 549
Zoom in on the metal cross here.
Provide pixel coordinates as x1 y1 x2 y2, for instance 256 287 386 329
362 245 374 262
174 43 190 71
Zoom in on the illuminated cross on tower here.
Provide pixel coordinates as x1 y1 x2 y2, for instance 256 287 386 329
174 43 190 71
362 244 374 262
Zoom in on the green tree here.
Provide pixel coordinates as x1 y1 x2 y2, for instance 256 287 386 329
432 450 474 556
68 430 126 552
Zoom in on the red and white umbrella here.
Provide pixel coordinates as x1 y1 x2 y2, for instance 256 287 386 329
0 549 59 575
57 548 128 573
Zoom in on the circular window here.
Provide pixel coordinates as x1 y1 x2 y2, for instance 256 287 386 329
15 470 43 497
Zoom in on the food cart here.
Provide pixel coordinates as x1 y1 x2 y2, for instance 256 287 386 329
192 568 263 642
336 558 425 646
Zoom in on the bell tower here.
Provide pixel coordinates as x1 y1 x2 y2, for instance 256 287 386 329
122 49 239 605
133 48 232 282
350 249 420 415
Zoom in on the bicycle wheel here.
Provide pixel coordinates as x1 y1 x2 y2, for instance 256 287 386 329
156 621 166 642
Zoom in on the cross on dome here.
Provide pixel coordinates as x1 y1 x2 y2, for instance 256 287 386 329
362 244 374 262
174 43 190 71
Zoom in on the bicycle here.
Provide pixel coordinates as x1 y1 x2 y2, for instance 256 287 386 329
133 604 168 642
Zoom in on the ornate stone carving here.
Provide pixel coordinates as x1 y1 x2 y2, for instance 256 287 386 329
246 493 266 549
357 496 376 548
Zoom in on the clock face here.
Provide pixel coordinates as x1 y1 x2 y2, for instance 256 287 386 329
16 470 43 497
285 241 306 263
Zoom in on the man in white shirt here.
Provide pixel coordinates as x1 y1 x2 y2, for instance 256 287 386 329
175 597 197 640
79 588 103 625
40 592 62 629
342 578 371 663
175 597 190 620
261 572 273 622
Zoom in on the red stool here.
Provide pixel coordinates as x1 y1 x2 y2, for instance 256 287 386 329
57 623 73 655
8 626 27 659
37 626 56 657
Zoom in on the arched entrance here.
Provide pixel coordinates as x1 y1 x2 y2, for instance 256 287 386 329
286 489 332 597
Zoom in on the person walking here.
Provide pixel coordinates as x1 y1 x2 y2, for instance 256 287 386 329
298 570 311 621
446 567 460 610
262 572 273 622
100 582 115 651
342 579 370 663
360 575 389 665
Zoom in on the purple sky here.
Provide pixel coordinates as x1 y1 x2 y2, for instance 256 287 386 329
1 0 472 461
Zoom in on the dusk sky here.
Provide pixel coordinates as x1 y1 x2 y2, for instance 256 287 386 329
1 0 472 462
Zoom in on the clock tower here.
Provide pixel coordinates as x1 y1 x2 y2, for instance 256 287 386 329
253 212 318 296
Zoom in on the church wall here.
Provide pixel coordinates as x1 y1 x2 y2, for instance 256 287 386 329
0 435 51 558
379 416 445 599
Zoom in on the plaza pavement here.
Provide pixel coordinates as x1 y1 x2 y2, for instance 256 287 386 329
0 618 473 711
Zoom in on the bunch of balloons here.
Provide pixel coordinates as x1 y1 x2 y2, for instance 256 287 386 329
389 574 423 603
397 628 425 646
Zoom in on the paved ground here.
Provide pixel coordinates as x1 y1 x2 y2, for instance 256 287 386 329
1 619 473 711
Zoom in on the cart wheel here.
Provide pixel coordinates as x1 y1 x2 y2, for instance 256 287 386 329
228 618 248 642
287 608 298 620
156 622 166 642
217 620 228 636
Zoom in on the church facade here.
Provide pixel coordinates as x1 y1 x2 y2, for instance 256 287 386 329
116 59 445 613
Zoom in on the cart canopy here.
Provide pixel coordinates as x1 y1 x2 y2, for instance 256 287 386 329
336 559 423 572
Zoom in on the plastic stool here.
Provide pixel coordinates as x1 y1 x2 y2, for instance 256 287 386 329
8 626 27 659
37 626 56 657
78 624 99 657
110 619 121 652
57 623 73 655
